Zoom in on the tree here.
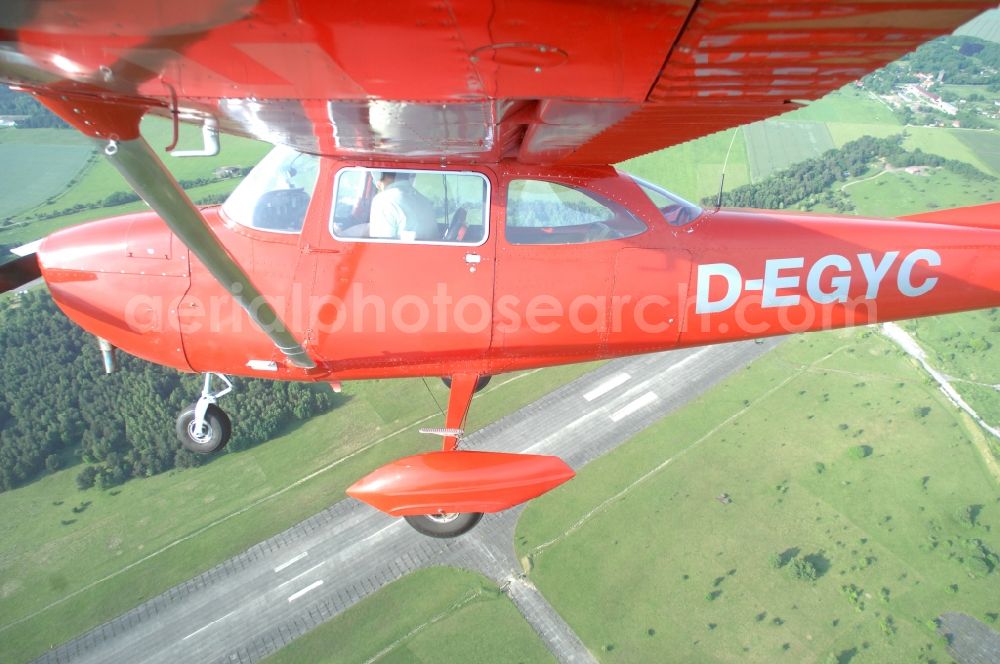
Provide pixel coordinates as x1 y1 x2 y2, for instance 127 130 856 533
0 292 338 492
75 466 98 490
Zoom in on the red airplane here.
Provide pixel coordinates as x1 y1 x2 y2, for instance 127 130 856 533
1 0 999 537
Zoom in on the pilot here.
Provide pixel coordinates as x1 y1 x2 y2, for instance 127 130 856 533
369 171 438 241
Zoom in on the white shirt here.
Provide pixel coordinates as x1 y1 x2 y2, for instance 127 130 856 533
369 181 438 241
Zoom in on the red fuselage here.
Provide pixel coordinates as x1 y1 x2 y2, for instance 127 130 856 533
36 159 1000 384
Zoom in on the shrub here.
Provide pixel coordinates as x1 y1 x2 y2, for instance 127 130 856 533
790 557 818 581
964 556 991 578
848 445 872 459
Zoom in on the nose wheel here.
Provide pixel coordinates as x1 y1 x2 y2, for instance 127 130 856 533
176 373 233 454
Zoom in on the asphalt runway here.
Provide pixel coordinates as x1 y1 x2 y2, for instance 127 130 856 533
33 339 780 664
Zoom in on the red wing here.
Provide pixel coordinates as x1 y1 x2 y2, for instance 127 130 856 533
0 0 993 164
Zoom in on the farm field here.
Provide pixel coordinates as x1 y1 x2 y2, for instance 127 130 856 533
823 122 902 148
902 127 999 175
262 568 553 664
783 88 901 127
955 8 1000 43
954 129 1000 176
0 117 268 246
515 328 1000 663
622 85 994 210
743 121 835 182
619 126 750 203
0 362 597 663
0 141 92 220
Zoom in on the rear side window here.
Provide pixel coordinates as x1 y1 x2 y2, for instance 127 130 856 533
331 168 489 245
505 179 646 245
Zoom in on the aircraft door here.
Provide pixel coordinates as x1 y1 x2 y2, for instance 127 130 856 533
492 176 650 363
610 247 692 347
305 166 496 373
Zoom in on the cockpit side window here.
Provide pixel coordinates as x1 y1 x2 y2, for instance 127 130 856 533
627 174 702 227
330 168 489 246
221 145 320 234
505 179 647 245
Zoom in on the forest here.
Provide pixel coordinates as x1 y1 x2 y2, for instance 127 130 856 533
862 36 1000 93
0 85 67 128
706 134 995 210
0 291 337 492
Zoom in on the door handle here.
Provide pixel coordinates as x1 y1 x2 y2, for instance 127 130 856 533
465 253 481 273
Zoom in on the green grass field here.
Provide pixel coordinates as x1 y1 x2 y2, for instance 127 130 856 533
515 329 1000 663
955 8 1000 43
954 129 1000 177
843 169 1000 217
0 141 93 220
24 117 269 219
0 180 244 246
902 127 999 176
0 363 596 663
824 123 903 148
901 309 1000 456
0 119 268 246
619 127 750 203
262 567 553 664
784 88 901 127
743 121 835 182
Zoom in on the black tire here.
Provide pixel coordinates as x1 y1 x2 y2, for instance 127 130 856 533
176 403 232 454
440 375 492 393
404 512 483 538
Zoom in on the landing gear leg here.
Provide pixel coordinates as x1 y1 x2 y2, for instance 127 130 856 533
176 373 233 454
408 373 485 537
434 372 480 451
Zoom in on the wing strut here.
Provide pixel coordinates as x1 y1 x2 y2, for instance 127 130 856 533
28 90 315 369
101 136 316 369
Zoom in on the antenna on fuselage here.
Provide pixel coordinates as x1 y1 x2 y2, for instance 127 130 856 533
715 127 740 212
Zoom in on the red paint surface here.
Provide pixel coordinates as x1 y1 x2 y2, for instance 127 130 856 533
346 451 575 516
37 163 1000 384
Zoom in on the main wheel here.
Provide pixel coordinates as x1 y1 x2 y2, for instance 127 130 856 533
440 375 492 393
404 512 483 538
176 403 232 454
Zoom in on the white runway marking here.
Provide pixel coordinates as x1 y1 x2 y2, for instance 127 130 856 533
273 552 308 573
288 580 323 603
610 391 659 422
182 610 236 641
276 561 326 590
583 373 631 401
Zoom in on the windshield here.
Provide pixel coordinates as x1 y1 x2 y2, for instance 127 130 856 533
222 145 320 233
627 174 701 227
